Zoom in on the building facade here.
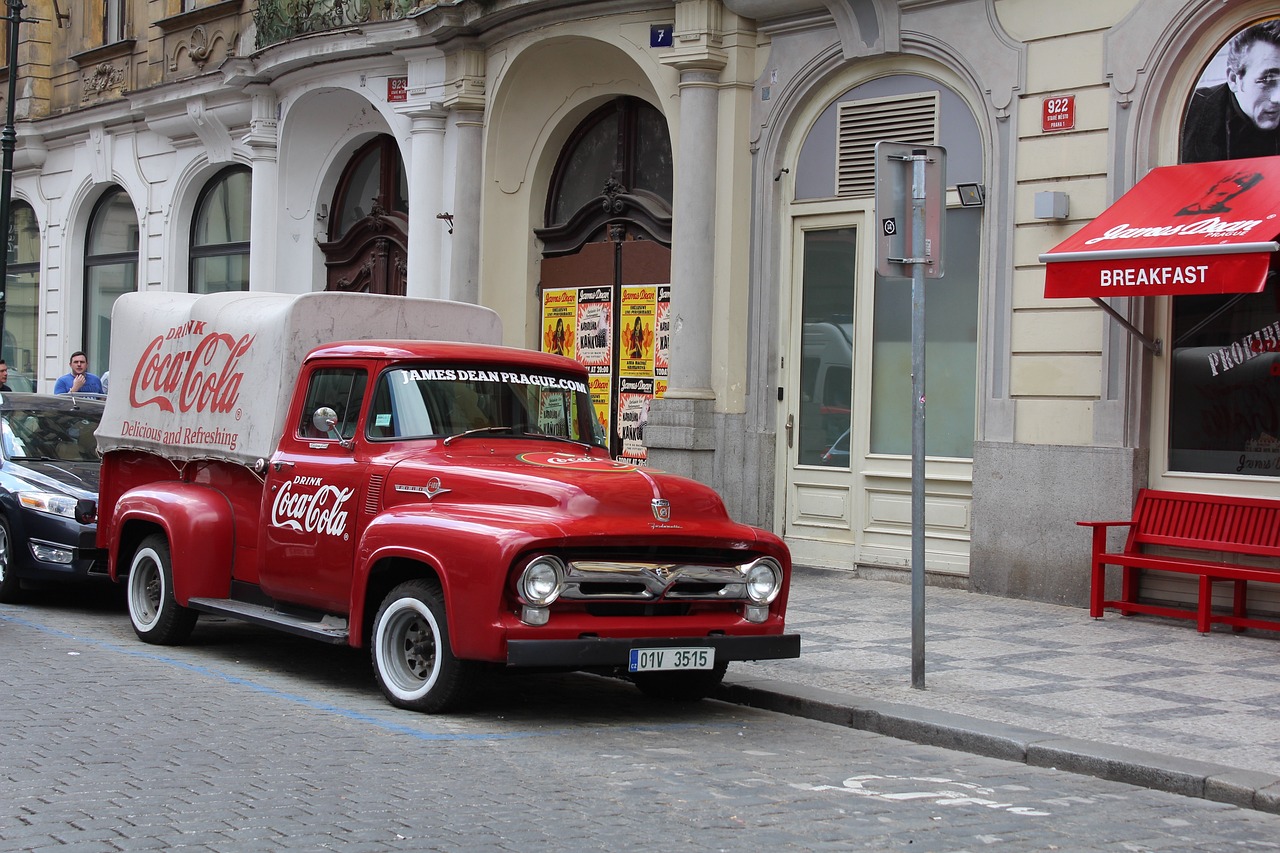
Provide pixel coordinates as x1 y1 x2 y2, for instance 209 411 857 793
7 0 1278 607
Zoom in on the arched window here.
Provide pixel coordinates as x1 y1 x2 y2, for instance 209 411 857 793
4 201 40 389
191 166 251 293
540 97 673 253
330 135 407 240
84 188 139 374
320 135 409 295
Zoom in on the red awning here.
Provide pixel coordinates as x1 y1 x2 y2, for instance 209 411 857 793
1041 156 1280 298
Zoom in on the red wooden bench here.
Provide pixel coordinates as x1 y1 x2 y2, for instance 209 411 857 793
1081 489 1280 634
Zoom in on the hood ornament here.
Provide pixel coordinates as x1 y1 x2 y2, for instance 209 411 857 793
651 498 671 523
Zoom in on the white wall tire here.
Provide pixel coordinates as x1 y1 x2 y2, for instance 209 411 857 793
126 534 196 645
372 579 474 713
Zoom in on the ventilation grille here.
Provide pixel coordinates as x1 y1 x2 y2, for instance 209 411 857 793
365 474 384 514
836 93 939 197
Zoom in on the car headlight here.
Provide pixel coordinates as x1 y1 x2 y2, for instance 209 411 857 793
18 491 80 520
744 558 783 604
518 556 565 606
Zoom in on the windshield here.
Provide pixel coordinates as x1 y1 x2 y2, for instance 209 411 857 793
2 406 103 462
368 365 606 447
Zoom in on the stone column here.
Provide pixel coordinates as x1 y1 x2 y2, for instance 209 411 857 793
666 65 721 396
404 104 448 300
242 85 278 292
442 47 487 305
648 1 728 480
448 108 483 304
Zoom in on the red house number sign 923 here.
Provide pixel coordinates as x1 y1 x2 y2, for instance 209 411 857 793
1042 95 1075 132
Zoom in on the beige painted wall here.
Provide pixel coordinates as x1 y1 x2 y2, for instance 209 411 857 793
997 0 1141 445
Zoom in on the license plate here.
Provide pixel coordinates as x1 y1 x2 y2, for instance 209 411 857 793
628 647 714 672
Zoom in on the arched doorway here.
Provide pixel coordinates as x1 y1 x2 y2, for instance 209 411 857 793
780 76 982 574
318 135 409 295
534 97 673 461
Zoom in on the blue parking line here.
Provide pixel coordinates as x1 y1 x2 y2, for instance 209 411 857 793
0 610 721 741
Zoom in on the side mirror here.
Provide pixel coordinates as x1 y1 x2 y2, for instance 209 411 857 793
312 406 338 436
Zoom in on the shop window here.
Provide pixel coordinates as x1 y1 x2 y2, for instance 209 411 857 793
84 188 139 374
869 207 980 458
4 201 40 391
1172 18 1280 477
191 166 251 293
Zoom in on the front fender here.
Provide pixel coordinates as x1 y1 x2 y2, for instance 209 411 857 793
355 508 561 659
108 482 235 604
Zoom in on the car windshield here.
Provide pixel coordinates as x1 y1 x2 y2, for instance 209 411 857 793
368 365 607 448
2 405 103 462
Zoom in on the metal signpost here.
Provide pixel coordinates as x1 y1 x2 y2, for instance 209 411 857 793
874 141 945 689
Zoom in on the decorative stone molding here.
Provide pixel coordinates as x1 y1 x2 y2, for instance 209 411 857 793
81 62 127 102
442 47 486 112
169 24 238 72
155 0 243 77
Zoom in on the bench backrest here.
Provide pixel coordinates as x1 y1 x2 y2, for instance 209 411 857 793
1128 489 1280 558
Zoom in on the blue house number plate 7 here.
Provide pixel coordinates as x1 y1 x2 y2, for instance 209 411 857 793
629 647 714 671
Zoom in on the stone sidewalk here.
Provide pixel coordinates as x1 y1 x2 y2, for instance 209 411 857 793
719 566 1280 813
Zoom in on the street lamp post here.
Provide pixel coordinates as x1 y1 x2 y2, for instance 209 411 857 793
0 0 26 358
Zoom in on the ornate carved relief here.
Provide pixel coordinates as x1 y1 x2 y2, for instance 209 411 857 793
169 24 238 72
82 63 126 102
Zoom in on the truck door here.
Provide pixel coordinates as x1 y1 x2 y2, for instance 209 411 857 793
260 365 369 612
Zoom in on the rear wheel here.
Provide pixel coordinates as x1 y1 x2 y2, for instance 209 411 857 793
0 516 21 604
630 662 728 702
126 534 197 644
371 579 475 713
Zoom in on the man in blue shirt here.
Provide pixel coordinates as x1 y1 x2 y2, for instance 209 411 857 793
54 351 104 395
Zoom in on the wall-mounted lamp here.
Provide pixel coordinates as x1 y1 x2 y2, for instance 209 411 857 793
955 183 985 207
51 0 71 28
1034 190 1070 220
437 212 454 234
315 203 328 222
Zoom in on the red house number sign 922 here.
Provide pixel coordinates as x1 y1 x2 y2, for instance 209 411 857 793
1043 95 1075 132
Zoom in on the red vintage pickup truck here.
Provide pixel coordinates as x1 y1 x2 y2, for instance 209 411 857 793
95 292 799 712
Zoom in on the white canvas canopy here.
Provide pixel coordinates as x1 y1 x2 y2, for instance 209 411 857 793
97 291 502 466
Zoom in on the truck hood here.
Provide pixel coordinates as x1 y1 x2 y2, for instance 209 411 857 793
381 446 741 536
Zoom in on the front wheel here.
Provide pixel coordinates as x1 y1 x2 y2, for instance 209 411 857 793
0 516 22 604
371 579 475 713
126 534 197 645
630 661 728 702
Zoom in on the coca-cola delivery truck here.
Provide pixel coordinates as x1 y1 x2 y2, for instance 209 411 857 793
95 291 799 712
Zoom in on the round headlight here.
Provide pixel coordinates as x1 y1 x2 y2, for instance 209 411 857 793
744 558 782 604
519 556 565 606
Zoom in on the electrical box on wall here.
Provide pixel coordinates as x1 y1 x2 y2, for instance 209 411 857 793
1034 191 1070 220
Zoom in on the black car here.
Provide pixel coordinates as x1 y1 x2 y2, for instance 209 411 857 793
0 392 106 602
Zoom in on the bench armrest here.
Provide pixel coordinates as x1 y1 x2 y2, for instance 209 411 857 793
1078 520 1133 556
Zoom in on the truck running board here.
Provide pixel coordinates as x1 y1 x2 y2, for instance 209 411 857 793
187 597 350 645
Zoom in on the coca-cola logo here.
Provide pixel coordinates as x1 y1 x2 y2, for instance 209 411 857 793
130 331 254 414
271 478 354 537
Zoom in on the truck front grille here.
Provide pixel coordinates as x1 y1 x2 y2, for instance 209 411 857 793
558 560 752 602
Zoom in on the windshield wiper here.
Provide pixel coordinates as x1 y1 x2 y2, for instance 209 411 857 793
523 432 593 449
442 425 515 446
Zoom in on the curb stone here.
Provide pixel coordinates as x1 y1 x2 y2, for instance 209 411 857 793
714 674 1280 815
